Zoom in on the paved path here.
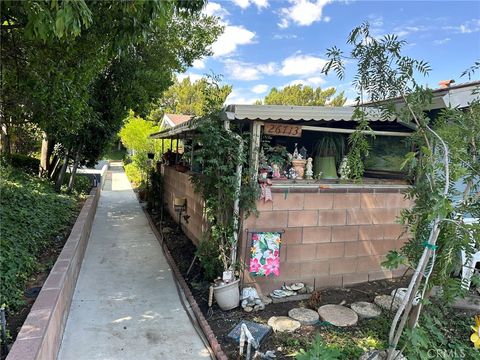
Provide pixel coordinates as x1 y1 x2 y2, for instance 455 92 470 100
58 163 210 360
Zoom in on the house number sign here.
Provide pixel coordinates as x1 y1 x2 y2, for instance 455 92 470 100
263 123 302 137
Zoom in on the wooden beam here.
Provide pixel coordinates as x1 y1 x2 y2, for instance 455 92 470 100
249 121 262 181
301 125 411 137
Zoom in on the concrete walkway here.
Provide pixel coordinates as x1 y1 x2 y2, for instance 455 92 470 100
58 163 210 360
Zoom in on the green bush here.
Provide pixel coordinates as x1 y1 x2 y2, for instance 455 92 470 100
196 236 223 281
2 154 40 175
63 173 92 195
124 162 143 187
0 166 78 310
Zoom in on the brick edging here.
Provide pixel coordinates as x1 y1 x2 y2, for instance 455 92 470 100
7 187 101 360
143 209 228 360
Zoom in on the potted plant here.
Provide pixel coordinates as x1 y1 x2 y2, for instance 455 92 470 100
210 226 241 310
313 134 345 179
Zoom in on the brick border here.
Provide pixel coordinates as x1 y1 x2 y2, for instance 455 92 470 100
143 209 228 360
7 186 101 360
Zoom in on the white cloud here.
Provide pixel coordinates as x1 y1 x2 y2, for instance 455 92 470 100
443 19 480 34
211 25 256 57
278 0 332 28
232 0 269 9
251 84 269 94
273 33 298 40
433 37 450 45
224 60 278 81
203 2 229 19
192 58 205 69
225 89 260 105
177 73 204 82
280 53 327 76
285 76 325 87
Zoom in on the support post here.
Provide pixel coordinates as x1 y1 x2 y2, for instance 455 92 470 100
249 121 262 181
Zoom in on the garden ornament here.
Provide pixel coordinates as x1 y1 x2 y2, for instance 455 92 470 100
239 323 259 360
305 158 313 179
471 315 480 349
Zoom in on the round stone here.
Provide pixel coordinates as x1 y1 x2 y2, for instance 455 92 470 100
317 304 358 327
288 308 320 325
350 301 382 319
359 350 406 360
267 316 301 332
374 295 402 311
244 306 253 312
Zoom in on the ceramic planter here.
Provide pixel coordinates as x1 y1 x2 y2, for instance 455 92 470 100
213 279 240 310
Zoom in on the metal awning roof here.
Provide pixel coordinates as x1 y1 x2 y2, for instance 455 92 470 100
223 105 395 122
149 105 395 139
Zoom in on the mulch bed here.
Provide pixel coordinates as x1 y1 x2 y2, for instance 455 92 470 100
148 206 414 359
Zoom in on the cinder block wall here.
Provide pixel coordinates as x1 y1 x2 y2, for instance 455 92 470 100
162 166 207 245
241 187 412 294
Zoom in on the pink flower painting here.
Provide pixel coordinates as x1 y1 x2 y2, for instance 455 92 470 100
249 232 282 277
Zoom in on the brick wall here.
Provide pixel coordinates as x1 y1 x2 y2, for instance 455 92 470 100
162 166 207 245
241 187 412 294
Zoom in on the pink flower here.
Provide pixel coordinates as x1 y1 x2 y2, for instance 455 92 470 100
273 250 279 258
263 257 280 276
249 258 261 273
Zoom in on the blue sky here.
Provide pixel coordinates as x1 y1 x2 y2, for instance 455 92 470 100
180 0 480 104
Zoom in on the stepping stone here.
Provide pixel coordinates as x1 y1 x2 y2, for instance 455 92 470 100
317 304 358 327
350 301 382 319
359 349 406 360
288 308 319 325
227 320 272 344
374 295 402 311
267 316 301 332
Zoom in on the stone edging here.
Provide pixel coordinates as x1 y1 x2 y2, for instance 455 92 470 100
143 210 228 360
7 186 101 360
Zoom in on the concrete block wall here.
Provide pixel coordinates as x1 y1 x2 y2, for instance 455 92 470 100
162 166 207 245
242 187 412 294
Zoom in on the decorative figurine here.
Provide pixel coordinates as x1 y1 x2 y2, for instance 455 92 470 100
306 157 313 179
293 143 299 159
272 163 281 179
300 146 307 160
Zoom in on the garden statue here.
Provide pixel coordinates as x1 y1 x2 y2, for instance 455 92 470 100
272 163 281 179
305 157 313 179
300 146 307 160
293 143 299 159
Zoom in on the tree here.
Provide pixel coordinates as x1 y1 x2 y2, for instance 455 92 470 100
156 76 232 117
258 84 346 106
323 22 479 359
1 0 222 190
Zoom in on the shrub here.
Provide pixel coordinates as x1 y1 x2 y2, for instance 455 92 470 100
2 154 40 175
0 166 78 310
124 162 143 186
196 236 223 281
63 173 93 195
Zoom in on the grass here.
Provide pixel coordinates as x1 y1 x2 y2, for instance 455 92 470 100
102 147 126 161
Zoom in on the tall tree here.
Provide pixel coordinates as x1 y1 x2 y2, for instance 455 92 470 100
1 0 222 190
156 76 232 117
258 84 346 106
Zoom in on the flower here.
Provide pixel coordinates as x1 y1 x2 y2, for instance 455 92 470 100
249 258 261 274
250 246 257 255
263 257 280 276
471 315 480 349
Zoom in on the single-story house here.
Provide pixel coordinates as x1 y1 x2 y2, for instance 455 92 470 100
149 80 479 296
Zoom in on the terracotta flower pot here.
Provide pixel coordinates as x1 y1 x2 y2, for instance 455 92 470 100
291 159 307 179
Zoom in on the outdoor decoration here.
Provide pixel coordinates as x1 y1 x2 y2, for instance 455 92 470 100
305 157 313 179
317 304 359 327
313 134 345 179
299 146 308 160
291 158 306 179
272 163 281 179
471 315 480 349
241 287 267 312
249 232 282 277
267 316 301 333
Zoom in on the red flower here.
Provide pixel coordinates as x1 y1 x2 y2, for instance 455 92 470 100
263 257 280 276
249 258 261 273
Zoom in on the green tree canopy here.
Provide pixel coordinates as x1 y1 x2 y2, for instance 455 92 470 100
259 84 346 106
119 111 158 154
155 76 232 117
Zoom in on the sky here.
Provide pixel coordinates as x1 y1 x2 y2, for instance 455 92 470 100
178 0 480 105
